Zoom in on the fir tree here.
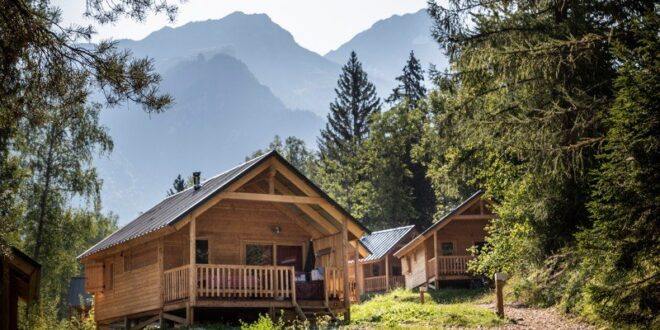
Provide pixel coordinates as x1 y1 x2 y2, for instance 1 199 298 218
167 174 187 196
317 51 380 217
387 51 427 107
319 51 381 162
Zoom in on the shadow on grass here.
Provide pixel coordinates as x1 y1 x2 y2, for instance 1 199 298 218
427 288 490 304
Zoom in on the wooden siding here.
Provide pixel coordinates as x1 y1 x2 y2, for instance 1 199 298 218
404 246 426 289
93 239 161 322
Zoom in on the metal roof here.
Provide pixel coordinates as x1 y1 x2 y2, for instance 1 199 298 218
360 225 415 262
67 277 92 307
79 151 370 259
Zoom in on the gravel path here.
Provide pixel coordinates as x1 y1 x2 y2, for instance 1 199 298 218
477 303 594 330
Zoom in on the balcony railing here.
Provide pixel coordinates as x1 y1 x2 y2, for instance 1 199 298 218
437 256 471 275
163 264 344 304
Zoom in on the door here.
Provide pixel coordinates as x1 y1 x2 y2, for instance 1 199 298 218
276 245 303 271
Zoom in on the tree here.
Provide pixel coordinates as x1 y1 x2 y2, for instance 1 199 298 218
319 51 381 162
167 174 187 196
247 135 317 177
387 51 427 107
317 51 381 217
0 0 175 256
422 0 658 327
578 8 659 326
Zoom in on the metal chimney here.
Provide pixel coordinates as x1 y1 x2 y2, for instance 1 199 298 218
193 171 201 190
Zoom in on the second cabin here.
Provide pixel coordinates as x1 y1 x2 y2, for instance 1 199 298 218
394 191 496 289
78 151 371 329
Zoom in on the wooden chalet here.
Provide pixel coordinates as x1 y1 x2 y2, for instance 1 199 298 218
393 191 495 289
1 247 41 330
78 151 371 329
348 225 416 298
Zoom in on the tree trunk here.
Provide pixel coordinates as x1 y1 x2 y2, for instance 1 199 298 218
33 125 57 260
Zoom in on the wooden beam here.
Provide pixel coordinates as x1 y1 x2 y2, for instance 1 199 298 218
189 219 197 307
272 180 339 234
222 191 327 205
268 166 276 194
270 160 366 240
162 312 186 325
342 217 351 321
434 232 438 289
353 243 361 303
158 238 164 308
251 185 326 238
129 315 159 330
453 214 494 220
385 255 390 291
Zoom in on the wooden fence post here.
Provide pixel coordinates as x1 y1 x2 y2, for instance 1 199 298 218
494 272 508 318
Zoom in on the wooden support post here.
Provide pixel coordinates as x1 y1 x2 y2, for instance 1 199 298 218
419 286 426 304
494 273 508 318
186 303 194 325
189 219 197 309
385 256 390 291
433 232 438 288
158 238 164 307
353 244 361 303
342 218 351 322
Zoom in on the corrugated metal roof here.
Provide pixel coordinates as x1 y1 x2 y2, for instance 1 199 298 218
79 151 371 259
67 277 92 307
78 152 271 258
360 225 415 262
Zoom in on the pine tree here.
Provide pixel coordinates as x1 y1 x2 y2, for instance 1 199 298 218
317 51 380 217
167 174 187 196
319 51 381 162
387 51 427 106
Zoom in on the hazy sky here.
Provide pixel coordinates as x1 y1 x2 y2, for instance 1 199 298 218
53 0 428 55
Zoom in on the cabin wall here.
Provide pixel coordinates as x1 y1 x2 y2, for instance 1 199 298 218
402 245 426 289
434 219 489 256
92 239 161 322
195 200 313 265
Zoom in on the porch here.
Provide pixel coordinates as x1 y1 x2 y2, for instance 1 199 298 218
426 256 472 281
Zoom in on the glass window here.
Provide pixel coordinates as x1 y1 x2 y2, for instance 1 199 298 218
441 242 454 256
196 240 209 264
392 265 402 276
276 245 303 271
246 244 273 265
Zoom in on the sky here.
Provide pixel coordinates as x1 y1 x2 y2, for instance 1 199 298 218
53 0 428 55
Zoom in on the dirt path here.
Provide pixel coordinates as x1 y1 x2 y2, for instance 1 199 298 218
476 303 594 330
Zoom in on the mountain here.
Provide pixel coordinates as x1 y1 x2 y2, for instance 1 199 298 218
325 9 447 95
97 54 322 222
119 12 341 115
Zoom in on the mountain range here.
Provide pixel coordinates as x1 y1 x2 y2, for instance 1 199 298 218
97 8 446 224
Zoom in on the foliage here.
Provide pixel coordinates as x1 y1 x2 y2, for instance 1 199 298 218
423 0 659 327
247 135 317 177
386 51 427 106
350 288 505 329
317 51 381 218
167 174 188 196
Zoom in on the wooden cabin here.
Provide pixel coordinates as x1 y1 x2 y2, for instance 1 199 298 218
78 151 371 329
393 192 495 289
1 247 41 330
348 225 416 298
67 277 92 318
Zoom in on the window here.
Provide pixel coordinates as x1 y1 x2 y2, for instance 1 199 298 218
276 245 303 271
196 240 209 264
104 260 114 291
392 265 402 276
372 263 381 276
246 244 273 266
441 242 454 256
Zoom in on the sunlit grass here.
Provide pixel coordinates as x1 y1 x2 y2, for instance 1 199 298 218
348 288 507 329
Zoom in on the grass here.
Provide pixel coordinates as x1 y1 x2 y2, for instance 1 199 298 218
348 288 508 329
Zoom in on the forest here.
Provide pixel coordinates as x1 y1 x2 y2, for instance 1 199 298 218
1 0 658 329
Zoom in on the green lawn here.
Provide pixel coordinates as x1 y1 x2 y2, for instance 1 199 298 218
347 288 507 329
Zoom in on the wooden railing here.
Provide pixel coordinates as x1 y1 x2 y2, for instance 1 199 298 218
388 275 405 289
426 257 437 279
163 265 190 302
364 275 387 292
324 266 343 303
196 264 295 300
438 256 471 275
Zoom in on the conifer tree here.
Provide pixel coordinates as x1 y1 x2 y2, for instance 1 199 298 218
387 51 427 106
319 51 381 162
167 174 187 196
317 51 380 216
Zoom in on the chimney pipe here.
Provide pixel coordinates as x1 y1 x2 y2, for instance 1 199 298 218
193 171 201 190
